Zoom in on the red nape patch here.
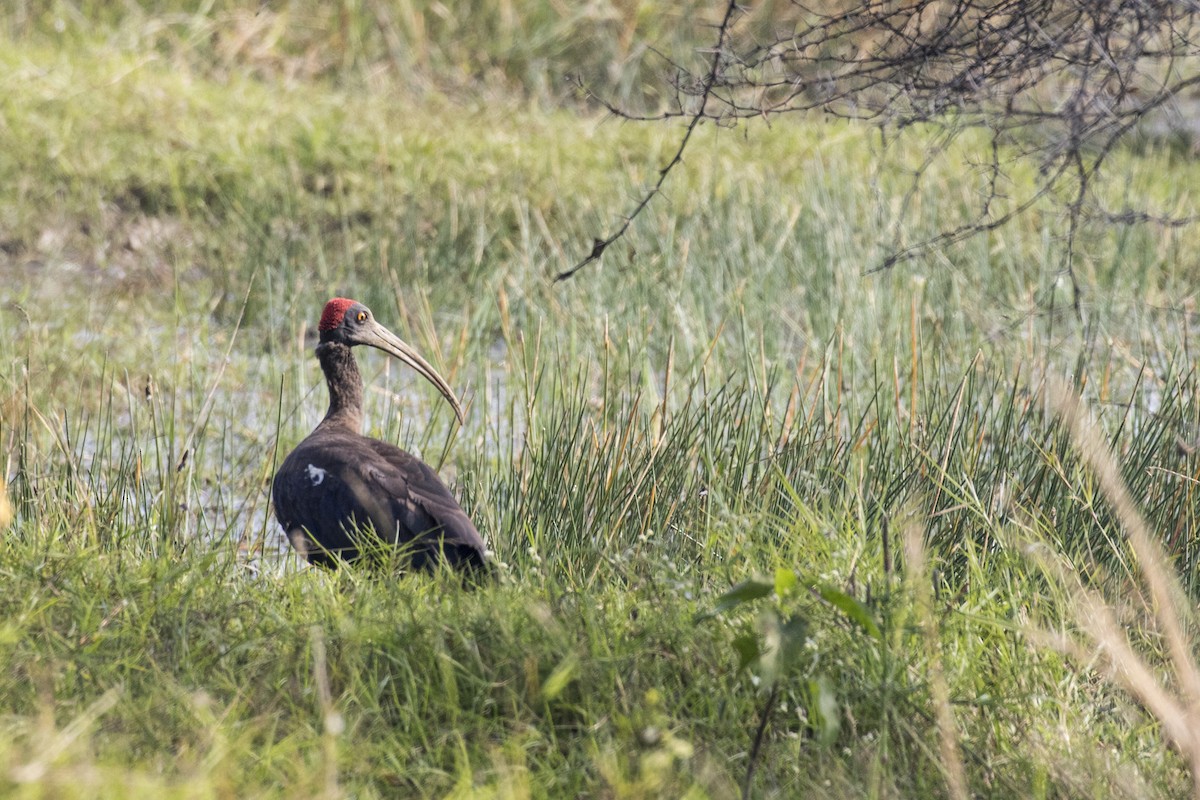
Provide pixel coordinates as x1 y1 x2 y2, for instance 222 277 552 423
318 298 356 332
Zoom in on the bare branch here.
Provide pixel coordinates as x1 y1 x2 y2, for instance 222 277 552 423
568 0 1200 286
557 0 743 282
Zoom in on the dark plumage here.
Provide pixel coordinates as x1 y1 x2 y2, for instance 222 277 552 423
273 298 487 571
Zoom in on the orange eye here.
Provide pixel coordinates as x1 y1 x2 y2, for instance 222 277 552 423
356 311 367 323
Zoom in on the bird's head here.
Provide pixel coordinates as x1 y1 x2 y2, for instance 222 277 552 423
318 297 465 424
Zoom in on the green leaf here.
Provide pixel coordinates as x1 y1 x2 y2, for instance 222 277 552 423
541 655 578 701
732 634 761 672
808 674 841 745
757 608 783 686
694 579 775 622
774 567 799 598
814 584 881 639
779 613 809 673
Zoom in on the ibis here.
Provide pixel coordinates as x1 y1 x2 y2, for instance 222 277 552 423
272 298 487 571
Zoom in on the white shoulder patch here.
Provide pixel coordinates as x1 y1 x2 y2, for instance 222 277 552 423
306 464 327 486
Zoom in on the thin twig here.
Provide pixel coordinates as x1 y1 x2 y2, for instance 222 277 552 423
743 682 780 800
556 0 742 282
904 521 969 800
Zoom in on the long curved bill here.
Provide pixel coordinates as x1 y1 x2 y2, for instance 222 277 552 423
364 322 465 425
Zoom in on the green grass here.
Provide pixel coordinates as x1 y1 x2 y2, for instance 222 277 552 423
2 4 1200 797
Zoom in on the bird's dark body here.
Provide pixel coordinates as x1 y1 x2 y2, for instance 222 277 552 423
273 428 485 569
272 302 486 572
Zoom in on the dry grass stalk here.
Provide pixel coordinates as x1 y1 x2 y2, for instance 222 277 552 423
1044 379 1200 797
903 521 969 800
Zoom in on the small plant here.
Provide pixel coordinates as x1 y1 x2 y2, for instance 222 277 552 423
698 567 882 799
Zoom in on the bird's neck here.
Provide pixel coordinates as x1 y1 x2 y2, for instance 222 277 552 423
316 342 364 433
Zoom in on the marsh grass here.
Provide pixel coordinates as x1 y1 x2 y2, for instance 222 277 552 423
7 326 1200 795
2 5 1200 797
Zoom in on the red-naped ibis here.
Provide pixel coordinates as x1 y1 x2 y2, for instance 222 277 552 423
272 298 487 571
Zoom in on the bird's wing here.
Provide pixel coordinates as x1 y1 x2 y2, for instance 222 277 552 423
360 439 488 560
273 446 379 562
